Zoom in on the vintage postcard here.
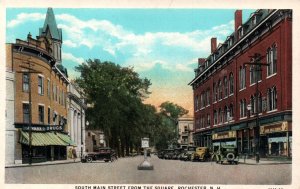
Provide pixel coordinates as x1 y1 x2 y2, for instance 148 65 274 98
1 1 299 189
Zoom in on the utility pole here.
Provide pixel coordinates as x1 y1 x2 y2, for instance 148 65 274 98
18 57 41 165
244 53 269 163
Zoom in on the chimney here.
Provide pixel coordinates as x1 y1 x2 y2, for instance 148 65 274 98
235 10 242 32
211 37 217 53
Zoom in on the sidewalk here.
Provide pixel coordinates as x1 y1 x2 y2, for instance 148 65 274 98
238 157 292 165
5 159 82 168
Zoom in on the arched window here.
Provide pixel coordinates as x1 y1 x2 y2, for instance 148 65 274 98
219 108 223 124
240 99 247 118
224 105 228 123
224 76 228 97
268 86 277 111
213 110 218 125
229 73 234 95
229 104 234 121
239 66 246 89
213 82 217 102
250 95 255 115
267 44 277 76
206 88 210 106
207 114 211 127
195 95 199 111
218 80 222 100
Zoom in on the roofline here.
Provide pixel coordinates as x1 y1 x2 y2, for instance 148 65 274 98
188 9 279 86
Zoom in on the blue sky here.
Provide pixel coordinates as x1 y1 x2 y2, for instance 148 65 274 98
6 8 254 114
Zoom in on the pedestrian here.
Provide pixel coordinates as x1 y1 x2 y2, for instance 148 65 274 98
72 148 77 162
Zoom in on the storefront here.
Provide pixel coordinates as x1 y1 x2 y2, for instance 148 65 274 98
19 129 76 164
260 121 292 157
212 131 237 152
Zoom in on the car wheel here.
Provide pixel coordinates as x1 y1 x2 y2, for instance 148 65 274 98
86 156 93 163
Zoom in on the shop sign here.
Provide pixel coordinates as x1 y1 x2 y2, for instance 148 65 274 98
22 125 63 132
268 137 287 143
212 131 236 140
260 122 288 134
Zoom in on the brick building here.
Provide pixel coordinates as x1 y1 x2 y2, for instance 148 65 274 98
189 9 292 157
5 8 77 164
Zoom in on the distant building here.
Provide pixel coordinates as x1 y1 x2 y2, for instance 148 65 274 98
177 117 194 148
189 9 292 157
67 82 87 158
85 129 106 152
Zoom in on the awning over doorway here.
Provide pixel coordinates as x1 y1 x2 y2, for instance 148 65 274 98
19 131 75 146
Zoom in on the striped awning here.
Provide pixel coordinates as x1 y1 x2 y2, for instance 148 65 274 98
56 132 77 146
19 131 75 146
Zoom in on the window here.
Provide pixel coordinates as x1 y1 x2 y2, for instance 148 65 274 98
23 73 29 92
213 82 217 102
206 89 210 106
224 76 228 97
213 110 218 125
218 80 222 100
200 93 204 108
23 103 30 123
229 73 234 95
38 105 44 124
250 95 255 115
207 114 210 127
48 107 51 124
240 99 247 118
224 105 228 123
257 92 262 113
267 44 277 76
268 86 277 111
229 104 234 120
238 27 244 39
252 15 257 25
53 84 56 101
239 66 246 90
38 75 44 95
250 65 262 84
47 79 50 98
56 86 58 102
219 108 223 124
195 95 199 111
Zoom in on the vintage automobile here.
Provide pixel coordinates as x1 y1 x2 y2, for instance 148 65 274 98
163 149 175 159
213 145 239 164
180 146 197 161
191 147 211 162
83 147 118 163
171 148 184 160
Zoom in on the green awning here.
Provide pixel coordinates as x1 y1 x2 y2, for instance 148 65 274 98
56 132 77 146
19 131 71 146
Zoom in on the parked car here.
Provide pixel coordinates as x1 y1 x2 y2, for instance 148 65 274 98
157 149 167 159
172 148 184 160
213 145 239 164
191 147 211 162
180 146 197 161
163 149 175 159
83 147 117 163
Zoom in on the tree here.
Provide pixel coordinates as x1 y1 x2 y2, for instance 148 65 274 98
154 101 189 150
75 59 152 156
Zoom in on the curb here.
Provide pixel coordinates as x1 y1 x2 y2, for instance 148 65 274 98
5 160 82 168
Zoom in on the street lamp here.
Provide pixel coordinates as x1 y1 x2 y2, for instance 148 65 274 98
244 53 269 163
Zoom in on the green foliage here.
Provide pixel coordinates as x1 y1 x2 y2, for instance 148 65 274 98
75 59 189 155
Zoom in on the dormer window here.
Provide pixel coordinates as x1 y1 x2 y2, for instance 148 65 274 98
238 26 244 39
252 15 257 25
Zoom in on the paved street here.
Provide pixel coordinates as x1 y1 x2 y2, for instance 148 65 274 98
5 155 291 184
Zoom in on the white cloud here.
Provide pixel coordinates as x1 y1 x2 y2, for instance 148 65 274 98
7 13 45 28
64 40 77 48
62 52 84 65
